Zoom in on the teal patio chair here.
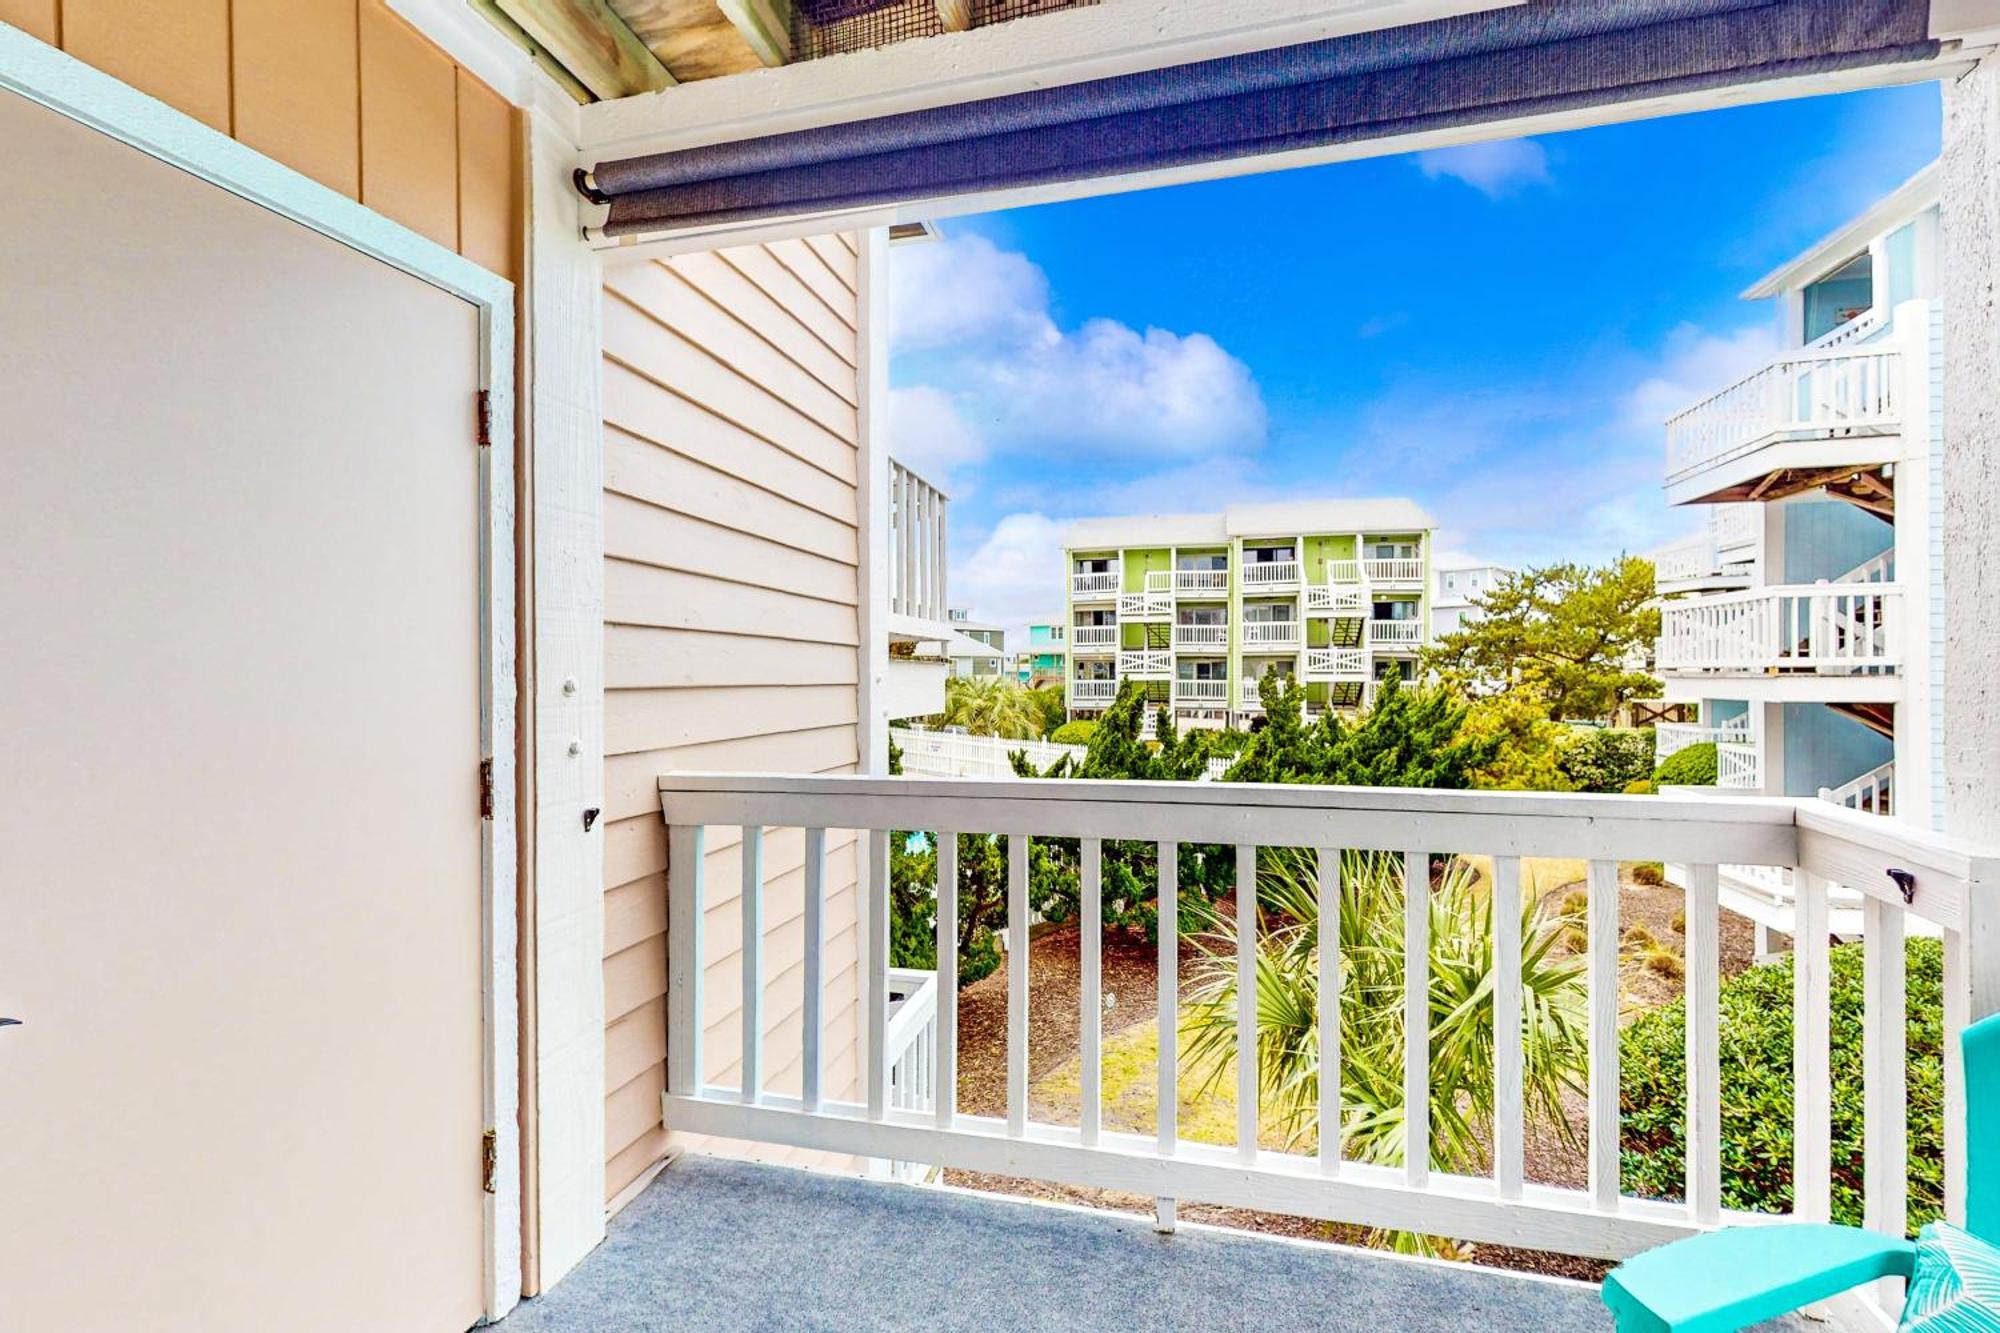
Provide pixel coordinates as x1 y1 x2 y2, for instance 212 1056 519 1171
1602 1010 2000 1332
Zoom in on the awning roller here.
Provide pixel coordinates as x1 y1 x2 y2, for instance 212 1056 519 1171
585 0 1937 237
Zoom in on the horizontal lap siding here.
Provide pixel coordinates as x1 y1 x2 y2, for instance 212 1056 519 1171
601 236 864 1203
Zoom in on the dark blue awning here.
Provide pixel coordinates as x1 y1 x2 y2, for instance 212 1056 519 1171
588 0 1937 236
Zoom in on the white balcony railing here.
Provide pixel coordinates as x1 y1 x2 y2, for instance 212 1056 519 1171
1655 717 1753 768
660 772 1996 1270
1172 677 1230 703
1172 623 1228 650
1240 560 1301 589
1117 649 1171 678
1242 619 1301 648
1117 591 1173 620
1071 625 1117 651
1304 647 1367 679
1665 345 1901 480
1071 569 1119 599
1069 679 1118 705
1173 569 1229 596
1369 620 1423 647
889 459 948 624
1305 584 1365 617
1323 558 1362 585
1821 760 1894 815
1717 742 1761 791
883 967 940 1181
1237 675 1295 709
1713 503 1761 553
1658 584 1900 675
1363 557 1424 585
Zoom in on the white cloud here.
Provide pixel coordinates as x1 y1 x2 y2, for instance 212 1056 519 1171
1415 138 1551 198
980 319 1266 457
1622 321 1783 430
888 385 986 496
892 233 1267 461
891 234 1055 352
950 512 1070 647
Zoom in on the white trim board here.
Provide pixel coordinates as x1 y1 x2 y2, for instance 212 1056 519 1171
0 23 523 1323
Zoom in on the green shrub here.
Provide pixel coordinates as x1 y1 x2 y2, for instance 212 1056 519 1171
1559 726 1656 793
1049 719 1099 746
1624 778 1656 796
1620 938 1944 1231
1653 741 1719 787
1631 861 1666 886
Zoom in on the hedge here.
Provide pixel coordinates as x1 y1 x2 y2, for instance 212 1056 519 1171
1620 938 1943 1231
1049 719 1098 746
1653 740 1718 787
1559 726 1656 793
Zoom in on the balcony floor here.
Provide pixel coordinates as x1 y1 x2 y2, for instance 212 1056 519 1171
497 1155 1625 1332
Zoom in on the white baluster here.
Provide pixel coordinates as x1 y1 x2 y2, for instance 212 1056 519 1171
1007 833 1028 1137
1317 847 1341 1177
1404 846 1429 1189
1684 863 1721 1224
1793 871 1833 1222
802 826 825 1112
1237 843 1258 1164
1492 855 1523 1200
1863 895 1908 1310
740 824 763 1104
1081 837 1103 1147
935 830 957 1129
867 828 889 1120
1588 858 1620 1211
1157 841 1178 1234
667 823 706 1098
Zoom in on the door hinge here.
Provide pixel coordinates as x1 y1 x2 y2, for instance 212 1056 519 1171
481 1128 498 1194
476 389 493 448
480 758 495 820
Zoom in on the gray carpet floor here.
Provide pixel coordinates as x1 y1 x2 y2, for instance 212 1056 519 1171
495 1155 1617 1332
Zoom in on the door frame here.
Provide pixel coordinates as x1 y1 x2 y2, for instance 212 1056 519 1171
0 25 521 1323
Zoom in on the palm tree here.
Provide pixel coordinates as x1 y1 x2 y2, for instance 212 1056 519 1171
1182 848 1587 1247
936 674 1044 739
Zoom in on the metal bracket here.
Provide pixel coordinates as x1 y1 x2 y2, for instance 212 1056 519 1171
583 807 601 833
1887 867 1917 904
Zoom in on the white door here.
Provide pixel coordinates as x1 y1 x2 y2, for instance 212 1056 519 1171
0 87 488 1331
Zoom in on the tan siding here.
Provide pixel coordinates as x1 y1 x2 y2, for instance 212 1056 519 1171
602 240 865 1204
232 0 360 198
358 2 460 252
21 1 520 278
63 0 230 132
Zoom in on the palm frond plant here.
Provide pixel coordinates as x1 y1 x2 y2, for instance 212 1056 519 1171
936 675 1045 740
1182 848 1588 1251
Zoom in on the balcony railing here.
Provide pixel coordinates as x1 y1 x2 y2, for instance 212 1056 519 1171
1069 679 1118 705
1117 590 1172 620
1241 619 1301 648
1821 760 1894 815
1657 584 1900 675
1305 584 1365 617
1071 624 1117 651
1171 677 1230 703
1717 741 1760 791
659 773 1996 1269
1117 649 1171 678
889 459 948 624
1237 675 1294 709
1654 718 1753 766
1172 623 1228 650
1369 620 1423 647
1363 557 1424 585
1665 345 1901 480
1173 569 1229 596
1240 560 1301 589
1305 646 1367 679
1071 569 1119 598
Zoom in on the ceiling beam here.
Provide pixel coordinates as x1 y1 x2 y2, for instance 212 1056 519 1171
494 0 677 99
718 0 794 67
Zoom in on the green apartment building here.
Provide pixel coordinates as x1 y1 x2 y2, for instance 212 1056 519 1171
1063 500 1436 727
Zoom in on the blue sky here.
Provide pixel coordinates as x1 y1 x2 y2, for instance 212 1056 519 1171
887 85 1940 639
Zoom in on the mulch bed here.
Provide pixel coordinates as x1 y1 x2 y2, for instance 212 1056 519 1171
939 868 1777 1284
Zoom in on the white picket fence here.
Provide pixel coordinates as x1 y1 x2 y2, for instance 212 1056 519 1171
892 727 1085 779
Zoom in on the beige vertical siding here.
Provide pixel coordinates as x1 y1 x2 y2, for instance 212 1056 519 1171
600 235 865 1202
6 0 521 281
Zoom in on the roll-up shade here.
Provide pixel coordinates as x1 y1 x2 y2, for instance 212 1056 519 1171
585 0 1935 237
